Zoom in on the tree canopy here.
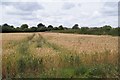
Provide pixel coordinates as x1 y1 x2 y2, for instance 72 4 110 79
58 25 64 30
72 24 79 29
1 23 119 36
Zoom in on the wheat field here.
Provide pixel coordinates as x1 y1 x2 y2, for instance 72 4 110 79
2 32 119 78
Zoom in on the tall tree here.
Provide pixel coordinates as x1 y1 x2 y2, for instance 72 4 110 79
37 23 47 32
21 24 28 29
20 24 29 32
30 27 37 32
2 23 9 27
72 24 79 29
48 25 53 31
37 23 45 28
2 23 15 32
0 25 2 32
53 27 59 30
59 25 64 30
102 25 112 31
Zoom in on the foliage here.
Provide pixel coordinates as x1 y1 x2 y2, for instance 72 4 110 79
21 24 28 29
47 25 53 31
37 23 45 28
72 24 79 29
58 25 64 30
1 23 119 36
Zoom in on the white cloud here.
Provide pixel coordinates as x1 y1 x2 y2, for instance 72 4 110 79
0 1 118 27
2 0 118 2
62 2 76 10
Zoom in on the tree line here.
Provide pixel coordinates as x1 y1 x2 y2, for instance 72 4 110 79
0 23 120 36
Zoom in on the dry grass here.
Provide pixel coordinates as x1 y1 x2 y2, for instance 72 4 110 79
2 33 33 41
41 32 118 53
40 32 118 65
2 32 119 78
0 33 2 80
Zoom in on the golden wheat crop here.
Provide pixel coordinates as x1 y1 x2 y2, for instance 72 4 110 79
2 32 119 78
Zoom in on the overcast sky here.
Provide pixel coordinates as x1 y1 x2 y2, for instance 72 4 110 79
0 0 119 28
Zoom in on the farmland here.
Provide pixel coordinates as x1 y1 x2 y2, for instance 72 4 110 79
2 32 119 79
